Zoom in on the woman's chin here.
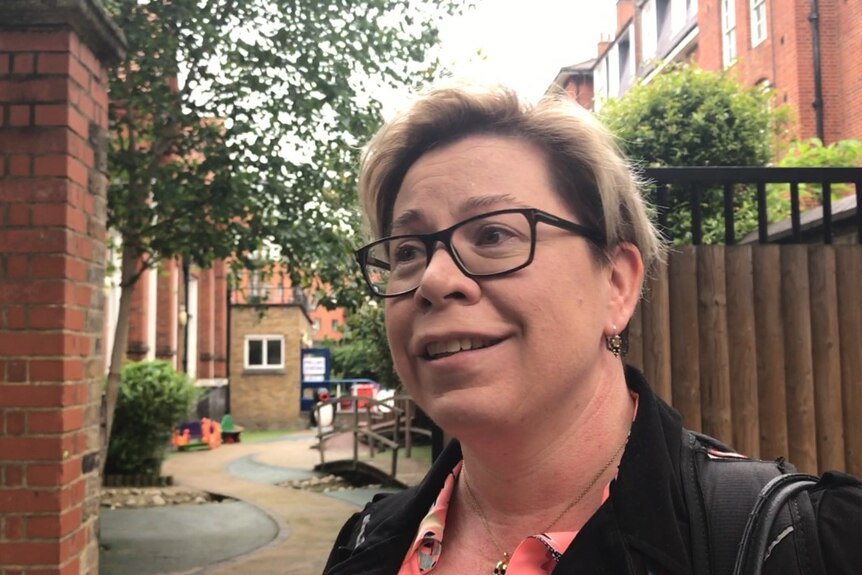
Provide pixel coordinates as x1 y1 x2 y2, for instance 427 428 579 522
423 395 518 440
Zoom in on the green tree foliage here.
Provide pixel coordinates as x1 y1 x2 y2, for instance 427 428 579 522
105 361 200 476
99 0 463 470
768 138 862 221
600 65 790 243
327 302 398 388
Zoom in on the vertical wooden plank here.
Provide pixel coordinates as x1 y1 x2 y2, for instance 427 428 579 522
698 246 733 444
725 246 760 458
781 246 818 474
808 245 846 473
669 247 701 431
753 246 788 460
625 302 644 373
836 246 862 476
642 260 672 403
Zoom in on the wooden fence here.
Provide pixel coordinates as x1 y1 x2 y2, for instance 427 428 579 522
626 244 862 476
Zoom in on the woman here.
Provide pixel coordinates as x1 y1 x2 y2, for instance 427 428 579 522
324 85 861 575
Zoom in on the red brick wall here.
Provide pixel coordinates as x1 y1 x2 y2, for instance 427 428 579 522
155 259 178 365
564 76 594 110
197 267 215 378
617 0 635 36
695 0 861 143
835 0 862 141
213 261 227 378
125 263 149 360
0 5 124 572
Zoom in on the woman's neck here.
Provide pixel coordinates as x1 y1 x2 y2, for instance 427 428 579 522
455 361 635 528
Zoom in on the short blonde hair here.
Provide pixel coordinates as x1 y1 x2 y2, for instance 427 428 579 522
358 84 665 275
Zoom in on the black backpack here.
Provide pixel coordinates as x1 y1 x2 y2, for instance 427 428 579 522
681 430 821 575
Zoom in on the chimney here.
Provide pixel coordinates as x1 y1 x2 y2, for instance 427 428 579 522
617 0 635 36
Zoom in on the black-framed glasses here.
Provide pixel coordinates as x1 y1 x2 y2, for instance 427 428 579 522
355 207 606 298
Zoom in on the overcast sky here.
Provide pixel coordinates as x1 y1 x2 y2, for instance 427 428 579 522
435 0 618 100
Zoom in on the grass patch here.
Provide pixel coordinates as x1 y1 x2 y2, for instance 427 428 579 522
242 429 300 444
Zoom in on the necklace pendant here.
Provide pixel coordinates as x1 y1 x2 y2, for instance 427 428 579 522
493 553 509 575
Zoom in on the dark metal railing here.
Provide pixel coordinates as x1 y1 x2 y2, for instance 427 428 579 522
642 167 862 245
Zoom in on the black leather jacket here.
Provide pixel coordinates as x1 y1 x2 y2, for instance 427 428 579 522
324 368 862 575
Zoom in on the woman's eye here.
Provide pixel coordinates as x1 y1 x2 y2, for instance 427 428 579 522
392 242 423 263
476 226 513 246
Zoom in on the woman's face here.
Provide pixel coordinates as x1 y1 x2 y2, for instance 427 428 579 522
384 134 622 435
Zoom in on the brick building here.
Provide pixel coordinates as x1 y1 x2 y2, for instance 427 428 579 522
101 258 344 425
552 0 862 143
0 2 125 573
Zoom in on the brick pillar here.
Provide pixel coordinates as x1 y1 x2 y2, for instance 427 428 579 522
155 259 178 367
0 3 125 574
125 262 149 360
213 261 227 379
197 267 215 379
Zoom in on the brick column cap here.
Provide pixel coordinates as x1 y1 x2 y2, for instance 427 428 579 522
0 0 126 64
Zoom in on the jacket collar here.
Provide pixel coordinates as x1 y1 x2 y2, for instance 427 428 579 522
328 367 692 575
610 366 693 575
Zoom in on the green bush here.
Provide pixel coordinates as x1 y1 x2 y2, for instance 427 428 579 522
767 138 862 221
105 360 200 476
600 64 791 243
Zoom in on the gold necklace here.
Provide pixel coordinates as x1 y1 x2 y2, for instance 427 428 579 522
461 434 630 575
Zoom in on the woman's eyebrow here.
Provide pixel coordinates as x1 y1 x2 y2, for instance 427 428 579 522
390 209 425 233
459 193 528 212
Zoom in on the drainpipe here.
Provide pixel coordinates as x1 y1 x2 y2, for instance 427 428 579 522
225 283 232 414
809 0 825 142
182 257 190 373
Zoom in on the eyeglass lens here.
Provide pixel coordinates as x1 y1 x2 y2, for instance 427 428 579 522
364 211 534 295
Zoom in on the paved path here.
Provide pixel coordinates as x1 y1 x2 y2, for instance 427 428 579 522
100 431 431 575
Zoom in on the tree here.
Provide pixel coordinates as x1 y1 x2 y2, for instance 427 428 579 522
327 301 398 388
600 65 790 242
101 0 463 472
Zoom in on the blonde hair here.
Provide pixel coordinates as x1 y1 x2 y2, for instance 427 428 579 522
358 84 665 275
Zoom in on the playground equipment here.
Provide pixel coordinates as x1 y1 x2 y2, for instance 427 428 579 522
171 417 222 450
220 414 244 444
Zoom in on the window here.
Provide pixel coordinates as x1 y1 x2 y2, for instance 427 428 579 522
313 319 321 334
331 319 339 333
244 335 284 369
750 0 767 47
641 0 657 62
721 0 737 68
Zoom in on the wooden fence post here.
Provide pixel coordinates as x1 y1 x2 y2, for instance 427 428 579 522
642 261 672 403
698 247 733 444
780 246 818 474
836 247 862 476
725 246 760 458
754 246 789 461
808 245 846 473
669 247 701 430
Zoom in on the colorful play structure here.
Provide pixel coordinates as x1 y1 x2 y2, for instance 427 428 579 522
171 417 223 450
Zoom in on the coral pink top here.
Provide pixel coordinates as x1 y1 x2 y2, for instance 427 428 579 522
398 395 638 575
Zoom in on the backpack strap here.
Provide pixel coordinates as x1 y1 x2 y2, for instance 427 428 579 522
680 429 797 575
732 473 819 575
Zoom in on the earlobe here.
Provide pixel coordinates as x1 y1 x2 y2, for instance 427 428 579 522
607 243 644 331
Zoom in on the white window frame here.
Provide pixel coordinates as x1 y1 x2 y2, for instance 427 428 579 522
750 0 767 47
244 335 285 370
721 0 737 68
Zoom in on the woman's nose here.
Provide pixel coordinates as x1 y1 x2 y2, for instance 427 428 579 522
414 245 481 307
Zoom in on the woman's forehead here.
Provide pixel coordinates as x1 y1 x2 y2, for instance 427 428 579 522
388 135 563 232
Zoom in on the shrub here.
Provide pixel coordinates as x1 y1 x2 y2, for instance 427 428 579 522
600 64 791 243
105 360 200 476
767 138 862 221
